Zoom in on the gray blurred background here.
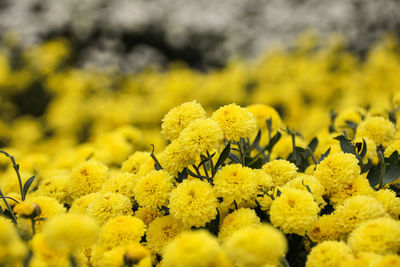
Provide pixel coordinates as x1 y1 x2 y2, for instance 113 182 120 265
1 0 399 71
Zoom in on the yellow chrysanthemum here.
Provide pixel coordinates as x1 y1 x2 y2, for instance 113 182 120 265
30 233 69 267
307 215 340 243
101 171 137 200
284 174 326 207
314 152 360 195
36 172 72 205
271 135 306 160
86 192 133 224
134 206 163 225
341 252 382 267
169 179 218 228
211 103 257 141
42 213 100 251
161 101 207 141
134 170 174 208
0 217 27 265
158 140 192 175
69 192 101 214
262 159 298 186
356 116 396 147
270 188 319 235
246 104 282 130
146 215 185 255
306 241 353 267
121 151 152 174
224 224 287 266
328 175 374 207
98 216 146 250
372 254 400 267
374 189 400 219
348 217 400 254
177 118 223 161
213 164 258 205
334 107 365 137
99 244 152 267
218 208 261 243
162 230 222 267
334 195 387 235
69 160 108 198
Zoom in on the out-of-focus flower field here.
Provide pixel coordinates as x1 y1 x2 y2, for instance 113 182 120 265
1 33 400 267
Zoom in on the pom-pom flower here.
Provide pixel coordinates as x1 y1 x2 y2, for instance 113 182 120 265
374 189 400 219
306 241 353 267
307 215 340 243
0 217 27 265
101 171 138 200
246 103 282 131
133 170 174 208
161 101 207 141
224 224 287 266
356 116 396 147
121 151 152 174
270 188 319 235
169 179 218 228
262 159 298 186
99 244 152 267
70 160 108 198
211 103 257 141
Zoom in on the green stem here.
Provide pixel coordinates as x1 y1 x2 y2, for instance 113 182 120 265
31 218 36 235
238 138 245 166
306 147 318 165
377 151 387 190
0 151 24 201
0 188 17 224
206 151 215 178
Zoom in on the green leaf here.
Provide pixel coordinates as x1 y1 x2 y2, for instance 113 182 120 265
265 132 282 152
248 130 262 152
176 168 188 183
382 166 400 186
215 142 231 172
367 165 381 187
345 120 358 130
359 139 367 160
317 148 331 164
334 135 356 155
307 137 318 152
22 176 35 199
387 151 399 165
228 152 241 164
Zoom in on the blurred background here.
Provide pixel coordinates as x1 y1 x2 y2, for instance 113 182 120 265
1 0 400 71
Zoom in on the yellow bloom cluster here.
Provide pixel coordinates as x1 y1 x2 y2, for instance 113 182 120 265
1 34 400 266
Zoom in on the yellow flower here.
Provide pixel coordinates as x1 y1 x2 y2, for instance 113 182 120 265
262 159 298 186
348 217 400 254
284 174 326 207
213 164 258 205
100 244 152 267
134 206 163 225
36 172 72 205
86 192 133 224
101 171 138 200
307 215 340 243
0 217 27 265
42 213 100 251
69 192 101 214
306 241 353 267
211 103 257 141
246 103 282 130
314 152 360 195
121 151 151 174
69 160 108 198
271 135 306 160
158 140 192 175
161 101 207 141
162 230 222 267
356 116 396 147
341 252 382 267
270 188 319 235
384 139 400 157
224 224 287 266
334 195 387 235
334 107 365 137
30 233 70 267
134 170 174 208
98 216 146 250
372 254 400 267
169 179 218 228
374 189 400 219
328 175 374 207
218 208 261 243
177 118 223 161
146 215 185 255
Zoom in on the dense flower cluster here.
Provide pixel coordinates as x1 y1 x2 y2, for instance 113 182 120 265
1 36 400 266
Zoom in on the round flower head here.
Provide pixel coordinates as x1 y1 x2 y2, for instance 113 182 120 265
213 164 258 205
169 179 218 228
146 215 185 255
328 175 374 207
100 244 151 267
306 241 353 267
341 252 383 267
161 101 207 141
177 118 223 161
158 140 192 175
162 230 222 267
98 216 146 250
356 116 396 147
69 192 101 214
101 171 138 200
348 217 400 254
121 151 152 174
134 170 174 208
334 107 365 137
372 254 400 267
334 195 387 235
374 189 400 219
42 213 100 252
36 172 72 205
134 206 163 225
262 160 298 186
307 215 340 243
218 208 261 243
270 188 319 235
314 152 360 195
284 174 326 207
0 217 27 265
70 160 108 198
211 103 257 141
271 135 307 160
86 192 133 224
224 224 287 266
30 233 70 267
246 104 282 130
